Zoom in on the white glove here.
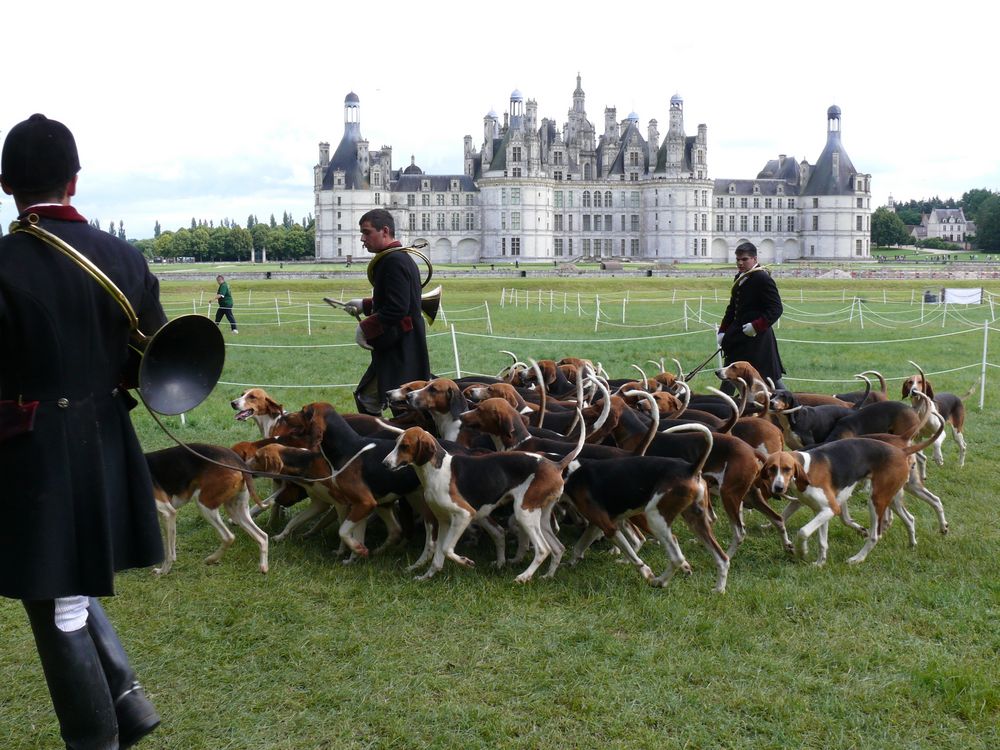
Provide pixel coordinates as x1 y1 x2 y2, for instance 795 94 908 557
355 324 373 350
345 298 365 317
742 322 757 337
716 331 725 346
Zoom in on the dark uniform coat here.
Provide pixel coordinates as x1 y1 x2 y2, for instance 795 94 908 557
719 264 785 383
355 243 431 411
0 207 166 600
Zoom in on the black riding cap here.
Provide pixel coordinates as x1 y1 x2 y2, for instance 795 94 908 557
1 113 80 192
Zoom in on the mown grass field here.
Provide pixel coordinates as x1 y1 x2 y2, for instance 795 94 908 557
2 274 998 749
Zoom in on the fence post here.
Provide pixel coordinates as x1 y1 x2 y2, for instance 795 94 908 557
622 297 626 324
857 299 864 329
275 298 280 326
205 304 211 317
307 301 311 336
538 289 542 312
990 295 995 322
849 297 855 323
248 289 253 305
439 300 447 326
697 296 703 324
499 287 505 308
484 300 493 334
672 289 677 303
921 295 925 323
199 291 204 304
564 292 568 314
683 302 689 331
980 320 988 411
942 302 947 328
550 290 554 312
577 293 582 317
287 290 292 304
910 289 915 305
450 324 462 379
594 295 601 332
192 300 197 315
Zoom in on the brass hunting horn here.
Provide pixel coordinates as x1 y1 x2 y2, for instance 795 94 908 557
12 214 225 415
362 239 442 324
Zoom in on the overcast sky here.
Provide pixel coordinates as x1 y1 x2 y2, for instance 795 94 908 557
3 0 996 240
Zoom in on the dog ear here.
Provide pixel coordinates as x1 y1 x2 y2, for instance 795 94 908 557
266 395 283 414
792 454 811 492
922 379 935 399
901 378 913 398
447 383 466 421
413 430 438 466
305 405 326 448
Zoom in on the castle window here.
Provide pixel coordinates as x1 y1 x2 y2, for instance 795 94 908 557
437 213 445 230
728 216 735 231
511 237 521 256
753 216 759 232
716 197 724 208
374 193 380 204
630 191 640 208
728 183 736 194
554 171 563 181
553 151 563 165
582 191 591 208
788 198 795 209
740 197 748 209
631 238 639 255
422 180 430 191
740 216 748 232
465 194 474 206
511 188 520 204
701 214 707 231
421 214 430 231
512 167 522 177
407 195 415 207
409 214 416 231
466 213 475 230
511 212 520 231
765 216 772 232
753 184 760 194
512 146 522 162
857 215 863 231
594 215 602 232
813 198 819 208
788 216 795 231
437 194 445 206
856 239 863 255
857 197 864 208
451 193 459 206
451 180 459 191
729 197 735 209
554 215 563 231
631 215 640 232
605 191 613 206
554 191 564 208
812 216 819 230
421 194 430 207
716 215 724 231
701 190 708 206
594 191 602 208
753 197 760 209
555 238 564 256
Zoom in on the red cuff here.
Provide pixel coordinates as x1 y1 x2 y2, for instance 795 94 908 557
362 298 373 316
719 324 729 333
360 314 384 339
751 317 769 333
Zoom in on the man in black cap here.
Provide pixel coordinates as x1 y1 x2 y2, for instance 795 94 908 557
0 114 165 748
717 241 786 389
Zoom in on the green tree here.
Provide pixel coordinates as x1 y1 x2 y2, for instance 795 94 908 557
871 207 912 247
961 189 996 223
190 218 197 230
154 220 161 238
974 195 1000 253
247 214 256 229
227 227 253 261
269 213 277 229
250 223 271 259
117 221 126 240
133 238 156 259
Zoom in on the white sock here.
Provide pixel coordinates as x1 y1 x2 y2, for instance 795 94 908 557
53 595 90 632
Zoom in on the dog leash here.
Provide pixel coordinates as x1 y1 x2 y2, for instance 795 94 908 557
138 391 370 488
684 347 723 382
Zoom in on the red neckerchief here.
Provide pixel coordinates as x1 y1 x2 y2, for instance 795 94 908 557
19 204 87 222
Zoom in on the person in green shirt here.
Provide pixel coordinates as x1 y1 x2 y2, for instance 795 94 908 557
213 274 238 333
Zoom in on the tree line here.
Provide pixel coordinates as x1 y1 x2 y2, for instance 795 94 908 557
871 188 1000 252
125 213 315 262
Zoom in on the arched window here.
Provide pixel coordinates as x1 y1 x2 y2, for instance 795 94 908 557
584 162 592 180
582 191 591 208
593 191 602 208
605 191 613 206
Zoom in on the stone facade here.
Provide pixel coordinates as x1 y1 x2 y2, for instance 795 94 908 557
314 78 872 264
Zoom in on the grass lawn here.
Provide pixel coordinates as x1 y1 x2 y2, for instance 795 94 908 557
2 275 998 749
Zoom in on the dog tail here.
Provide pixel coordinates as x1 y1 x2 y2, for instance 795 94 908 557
706 386 739 434
556 408 587 472
960 377 981 401
662 423 714 477
623 389 659 457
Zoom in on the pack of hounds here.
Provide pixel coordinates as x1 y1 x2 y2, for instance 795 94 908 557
145 354 976 593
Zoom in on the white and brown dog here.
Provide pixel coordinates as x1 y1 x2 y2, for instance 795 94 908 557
231 387 287 438
145 444 268 575
383 415 584 583
901 366 976 469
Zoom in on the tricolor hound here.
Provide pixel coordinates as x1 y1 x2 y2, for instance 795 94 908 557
145 444 268 575
383 413 585 583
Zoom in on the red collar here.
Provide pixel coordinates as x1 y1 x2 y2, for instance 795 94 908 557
19 204 87 223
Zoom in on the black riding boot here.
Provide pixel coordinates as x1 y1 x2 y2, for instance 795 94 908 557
86 599 161 748
22 599 118 750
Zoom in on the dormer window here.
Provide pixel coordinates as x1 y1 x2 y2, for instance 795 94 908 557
728 183 736 194
752 183 760 195
421 179 430 191
451 180 458 191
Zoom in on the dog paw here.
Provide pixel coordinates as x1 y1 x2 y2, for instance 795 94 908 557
454 555 475 568
638 565 654 581
940 525 949 535
514 572 534 583
680 561 693 576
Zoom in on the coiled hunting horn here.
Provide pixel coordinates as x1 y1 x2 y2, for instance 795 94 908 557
12 214 225 415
